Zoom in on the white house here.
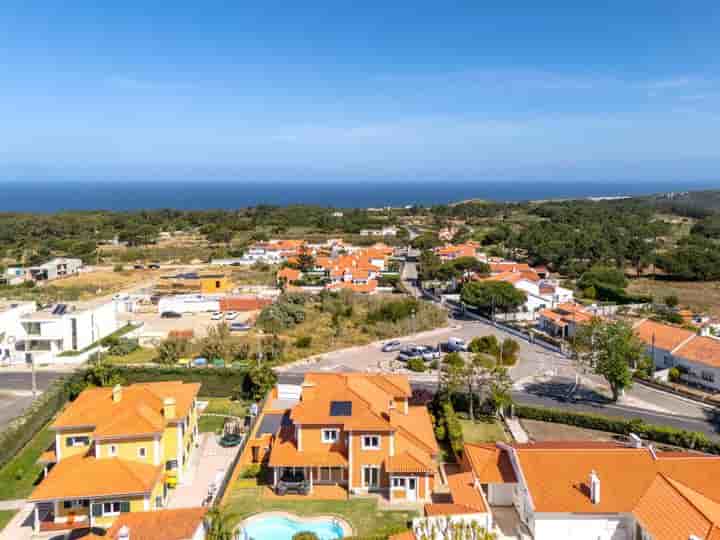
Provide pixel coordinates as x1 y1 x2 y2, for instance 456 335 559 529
28 258 83 281
634 319 720 391
0 301 37 364
14 300 119 364
481 270 574 321
409 441 720 540
360 226 398 237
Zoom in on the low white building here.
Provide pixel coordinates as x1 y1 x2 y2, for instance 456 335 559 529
0 301 37 364
482 270 574 321
158 294 221 314
360 226 398 237
28 258 83 281
413 441 720 540
13 300 119 364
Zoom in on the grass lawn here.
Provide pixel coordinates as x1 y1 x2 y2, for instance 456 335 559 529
627 278 720 318
198 397 247 433
0 510 17 532
0 426 54 500
460 418 508 444
224 486 416 538
105 347 157 365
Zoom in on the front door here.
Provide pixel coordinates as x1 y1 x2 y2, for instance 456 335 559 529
406 477 417 501
363 466 380 490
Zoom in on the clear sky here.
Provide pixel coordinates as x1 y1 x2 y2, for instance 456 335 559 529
1 1 720 183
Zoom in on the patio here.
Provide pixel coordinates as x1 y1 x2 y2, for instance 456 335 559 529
262 484 348 501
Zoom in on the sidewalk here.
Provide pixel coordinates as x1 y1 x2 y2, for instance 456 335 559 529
0 500 26 511
505 416 529 443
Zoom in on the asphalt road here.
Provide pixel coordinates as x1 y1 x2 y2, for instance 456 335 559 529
0 369 70 431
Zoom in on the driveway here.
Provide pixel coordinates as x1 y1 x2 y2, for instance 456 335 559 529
167 433 239 508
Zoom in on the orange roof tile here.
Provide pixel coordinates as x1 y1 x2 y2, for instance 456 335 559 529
105 508 207 540
388 531 416 540
489 262 532 274
424 503 481 517
269 426 348 468
674 336 720 368
277 267 301 282
463 443 517 484
633 319 695 352
29 454 162 501
52 382 200 439
386 450 434 473
447 472 487 513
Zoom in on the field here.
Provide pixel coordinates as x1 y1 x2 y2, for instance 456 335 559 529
0 426 54 500
627 278 720 317
460 419 508 444
0 511 16 532
521 419 618 442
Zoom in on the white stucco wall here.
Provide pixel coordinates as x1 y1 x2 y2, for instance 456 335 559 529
532 513 634 540
488 483 515 506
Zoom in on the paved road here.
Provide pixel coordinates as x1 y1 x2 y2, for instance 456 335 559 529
0 369 72 431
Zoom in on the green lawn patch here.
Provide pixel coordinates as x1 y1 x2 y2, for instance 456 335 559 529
201 397 247 417
0 426 54 500
460 419 507 444
199 416 226 433
59 323 136 356
224 486 415 538
105 347 157 365
0 510 17 532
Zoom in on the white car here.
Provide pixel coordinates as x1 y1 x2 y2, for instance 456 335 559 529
211 312 223 321
224 311 238 320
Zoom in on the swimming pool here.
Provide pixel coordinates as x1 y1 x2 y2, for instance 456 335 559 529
240 513 348 540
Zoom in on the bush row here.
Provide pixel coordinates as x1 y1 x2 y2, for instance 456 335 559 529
115 366 249 397
515 405 720 454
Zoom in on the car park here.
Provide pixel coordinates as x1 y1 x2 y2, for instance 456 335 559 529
381 340 402 352
447 337 468 352
229 322 251 332
148 263 161 269
419 345 441 361
397 346 424 362
161 311 182 318
211 311 223 321
192 357 208 367
224 311 238 320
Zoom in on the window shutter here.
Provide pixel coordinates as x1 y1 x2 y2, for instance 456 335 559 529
91 503 102 517
120 501 130 513
66 438 73 447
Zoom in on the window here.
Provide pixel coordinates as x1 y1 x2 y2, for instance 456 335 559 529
66 436 90 447
108 445 117 457
361 435 380 450
63 500 87 509
321 429 339 443
363 466 380 488
166 460 178 471
702 371 715 383
392 478 406 488
155 496 163 509
101 501 129 516
138 447 147 458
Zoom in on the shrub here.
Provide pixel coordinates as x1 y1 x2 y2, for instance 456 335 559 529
294 336 313 348
239 464 262 478
113 263 124 272
366 298 420 324
664 294 680 308
406 358 426 372
292 533 319 540
669 367 681 382
108 338 140 356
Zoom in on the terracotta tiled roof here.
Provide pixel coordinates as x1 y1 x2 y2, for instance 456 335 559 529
674 336 720 368
489 262 532 274
105 508 207 540
633 319 695 352
386 450 434 473
424 503 481 517
53 382 200 438
277 267 301 282
390 407 440 456
219 297 272 312
326 280 378 293
539 303 595 326
29 454 162 501
447 472 487 513
463 443 517 484
388 531 416 540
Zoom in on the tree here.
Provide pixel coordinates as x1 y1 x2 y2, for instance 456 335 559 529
664 294 679 308
156 337 188 365
205 507 239 540
244 363 278 400
573 319 644 401
199 324 235 361
440 352 466 397
487 366 513 417
296 247 316 272
414 517 497 540
461 281 527 318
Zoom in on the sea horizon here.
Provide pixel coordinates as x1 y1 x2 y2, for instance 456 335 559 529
1 178 719 212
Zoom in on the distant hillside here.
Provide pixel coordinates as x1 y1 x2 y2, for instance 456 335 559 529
641 189 720 218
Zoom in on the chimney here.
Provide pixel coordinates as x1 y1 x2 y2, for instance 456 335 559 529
112 384 122 403
589 470 601 504
163 397 176 420
118 525 130 540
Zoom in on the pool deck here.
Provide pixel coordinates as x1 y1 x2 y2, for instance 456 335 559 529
261 484 348 500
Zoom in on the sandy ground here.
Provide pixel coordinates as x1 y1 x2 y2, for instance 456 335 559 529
628 278 720 318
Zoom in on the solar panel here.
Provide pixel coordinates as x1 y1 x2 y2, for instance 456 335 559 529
329 401 352 417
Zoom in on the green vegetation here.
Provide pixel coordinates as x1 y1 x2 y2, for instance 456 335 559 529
0 510 16 532
460 419 507 443
0 426 54 500
224 487 415 538
460 281 527 317
406 357 426 372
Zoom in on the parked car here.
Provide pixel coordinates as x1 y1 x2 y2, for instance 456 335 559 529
276 469 311 496
161 311 182 319
224 311 238 320
211 312 223 321
148 263 161 270
381 340 402 352
192 357 208 367
229 322 251 332
133 264 145 270
447 337 468 352
397 346 424 362
419 345 441 361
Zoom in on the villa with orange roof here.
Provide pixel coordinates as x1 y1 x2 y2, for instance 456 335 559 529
434 242 485 262
28 381 200 534
262 373 439 503
634 319 720 391
538 303 597 339
407 440 720 540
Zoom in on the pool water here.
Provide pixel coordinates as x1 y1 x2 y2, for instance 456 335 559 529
242 515 344 540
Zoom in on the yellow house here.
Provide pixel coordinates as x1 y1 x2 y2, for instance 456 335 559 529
29 381 201 534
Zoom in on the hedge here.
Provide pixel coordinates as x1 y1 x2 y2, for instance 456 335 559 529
0 373 83 469
115 366 248 397
515 405 720 454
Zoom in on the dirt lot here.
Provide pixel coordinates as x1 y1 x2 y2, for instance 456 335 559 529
49 269 160 298
521 419 621 442
627 278 720 317
120 310 255 340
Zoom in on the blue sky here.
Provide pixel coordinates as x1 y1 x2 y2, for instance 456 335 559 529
1 1 720 182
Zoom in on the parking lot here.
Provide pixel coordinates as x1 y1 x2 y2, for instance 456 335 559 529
120 310 255 340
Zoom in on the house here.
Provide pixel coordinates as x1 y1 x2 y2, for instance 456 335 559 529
29 381 201 534
28 258 83 281
635 319 720 390
3 266 28 285
265 373 439 503
14 300 119 363
434 242 485 263
0 301 37 364
538 303 596 339
409 440 720 540
360 226 398 237
103 507 207 540
156 273 232 295
277 267 302 285
480 270 574 320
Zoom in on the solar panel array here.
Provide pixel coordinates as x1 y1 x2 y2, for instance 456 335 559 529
329 401 352 416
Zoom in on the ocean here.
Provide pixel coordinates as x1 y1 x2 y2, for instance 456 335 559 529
1 179 718 212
